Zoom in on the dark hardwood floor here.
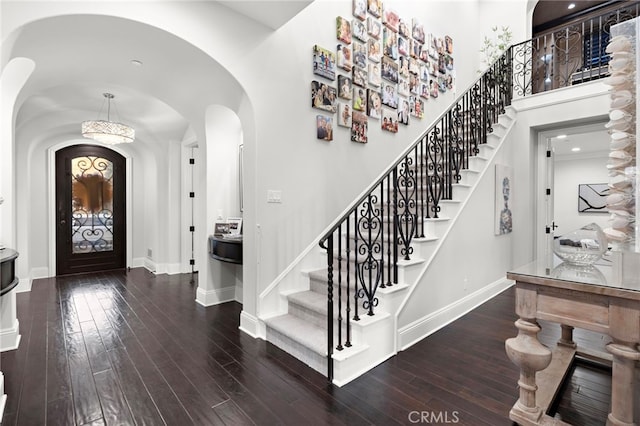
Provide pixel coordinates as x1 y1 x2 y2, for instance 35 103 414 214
1 269 612 425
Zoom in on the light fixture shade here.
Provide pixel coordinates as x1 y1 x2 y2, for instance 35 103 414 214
82 119 135 144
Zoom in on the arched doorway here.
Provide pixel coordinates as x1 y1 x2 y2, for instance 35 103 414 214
55 144 126 275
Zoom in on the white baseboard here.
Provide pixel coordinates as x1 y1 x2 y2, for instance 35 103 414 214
131 257 146 269
195 286 236 307
240 311 263 339
398 278 514 351
15 276 32 293
0 319 21 352
143 258 157 273
31 267 49 279
0 371 5 424
164 263 182 275
235 285 243 304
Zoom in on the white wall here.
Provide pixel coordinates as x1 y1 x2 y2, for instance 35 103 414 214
554 154 610 236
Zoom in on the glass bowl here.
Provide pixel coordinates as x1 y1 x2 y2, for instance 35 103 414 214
553 223 607 265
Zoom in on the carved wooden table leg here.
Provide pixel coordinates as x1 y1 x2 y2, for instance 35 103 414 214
558 324 576 349
606 342 640 426
506 318 552 425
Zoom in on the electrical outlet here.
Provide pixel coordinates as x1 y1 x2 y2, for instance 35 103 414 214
267 190 282 203
147 248 153 258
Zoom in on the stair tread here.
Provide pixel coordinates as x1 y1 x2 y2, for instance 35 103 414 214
265 313 327 355
288 290 327 314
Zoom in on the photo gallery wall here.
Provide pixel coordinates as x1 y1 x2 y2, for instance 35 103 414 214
312 0 455 143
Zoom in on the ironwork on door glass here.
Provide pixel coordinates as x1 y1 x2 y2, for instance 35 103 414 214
71 156 114 253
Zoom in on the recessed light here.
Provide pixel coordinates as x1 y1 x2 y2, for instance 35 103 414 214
556 134 567 139
571 147 581 152
131 59 143 67
568 3 576 10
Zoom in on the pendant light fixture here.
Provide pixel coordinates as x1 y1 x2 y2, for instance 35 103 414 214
81 92 135 144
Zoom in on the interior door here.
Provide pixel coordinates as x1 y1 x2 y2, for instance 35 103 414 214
55 145 126 275
545 137 557 262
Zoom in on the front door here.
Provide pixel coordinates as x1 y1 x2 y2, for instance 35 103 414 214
55 145 126 275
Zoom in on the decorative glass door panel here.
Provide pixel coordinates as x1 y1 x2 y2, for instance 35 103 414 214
56 145 125 275
71 156 114 254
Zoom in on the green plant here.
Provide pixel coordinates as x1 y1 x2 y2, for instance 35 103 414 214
479 25 513 71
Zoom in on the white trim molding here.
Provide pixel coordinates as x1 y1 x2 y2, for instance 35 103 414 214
398 278 514 351
15 275 32 293
0 319 20 353
239 310 263 339
0 371 6 424
195 286 236 307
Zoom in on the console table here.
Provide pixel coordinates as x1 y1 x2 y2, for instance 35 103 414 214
208 235 242 264
505 253 640 426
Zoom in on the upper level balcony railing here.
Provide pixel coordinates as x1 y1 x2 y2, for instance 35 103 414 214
512 1 640 98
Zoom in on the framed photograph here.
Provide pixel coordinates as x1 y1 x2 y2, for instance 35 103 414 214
351 111 368 143
430 79 439 98
367 89 382 119
438 53 446 74
338 75 353 99
382 7 399 32
495 164 514 235
227 217 243 235
353 0 367 20
313 45 336 80
410 96 424 119
367 16 382 39
437 37 445 54
420 82 430 99
428 59 438 77
409 73 419 95
336 17 352 44
368 62 381 86
398 36 409 57
398 77 409 97
352 19 367 42
337 44 352 71
578 183 610 213
412 19 425 44
409 57 420 75
399 56 410 78
353 42 367 68
446 72 455 90
381 56 398 83
420 64 429 81
398 18 411 38
411 39 422 59
367 38 382 62
381 109 398 133
338 102 352 127
367 0 381 18
311 80 337 113
381 82 398 109
438 75 447 92
383 28 398 59
214 222 230 236
445 54 454 71
352 87 366 111
352 66 367 87
316 115 334 141
445 35 454 54
398 98 410 125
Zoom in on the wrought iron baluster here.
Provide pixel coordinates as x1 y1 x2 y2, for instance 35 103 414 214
336 224 343 351
392 168 398 284
353 210 360 321
380 180 386 289
386 175 392 287
345 219 352 347
419 142 425 238
325 235 334 381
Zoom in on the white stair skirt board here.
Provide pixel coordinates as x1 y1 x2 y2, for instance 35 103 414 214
0 320 21 352
398 278 514 350
195 286 236 307
260 107 516 384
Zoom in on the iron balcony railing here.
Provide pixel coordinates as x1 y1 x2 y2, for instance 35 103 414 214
318 2 638 382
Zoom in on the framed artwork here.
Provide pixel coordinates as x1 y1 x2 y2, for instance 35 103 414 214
398 18 411 38
381 56 398 83
445 35 454 54
367 89 382 119
578 183 610 213
214 222 230 236
352 19 367 42
311 81 337 112
338 102 353 128
428 33 439 59
227 217 243 235
399 56 410 78
351 111 368 143
352 66 367 87
382 7 400 32
336 17 352 44
428 59 438 77
438 53 446 74
368 62 381 86
367 16 381 39
411 39 422 59
313 45 336 80
381 82 398 109
438 75 447 92
495 164 514 235
337 44 352 71
383 28 398 59
398 99 410 125
409 57 420 75
352 87 366 111
420 82 430 99
353 42 367 68
338 75 353 99
353 0 367 21
419 48 429 63
398 77 409 96
410 96 424 119
381 109 398 133
412 19 425 44
398 36 409 57
368 38 382 62
409 73 419 95
445 54 454 71
316 115 334 141
437 37 445 54
420 64 429 81
430 79 439 98
446 72 454 90
367 0 381 18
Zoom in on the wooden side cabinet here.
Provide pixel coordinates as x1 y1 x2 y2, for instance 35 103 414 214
208 236 242 264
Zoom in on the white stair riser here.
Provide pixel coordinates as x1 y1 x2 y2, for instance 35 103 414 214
266 327 327 374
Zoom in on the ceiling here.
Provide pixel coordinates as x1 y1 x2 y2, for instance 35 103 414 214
533 0 613 33
549 125 609 159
